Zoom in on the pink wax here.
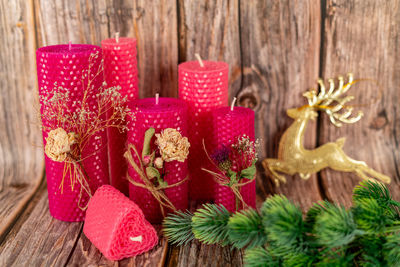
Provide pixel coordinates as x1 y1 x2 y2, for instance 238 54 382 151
127 98 189 224
102 37 138 195
84 185 158 261
178 60 229 200
36 44 109 221
211 106 256 212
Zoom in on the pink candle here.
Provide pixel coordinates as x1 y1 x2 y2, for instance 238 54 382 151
211 106 256 212
84 185 158 260
178 60 229 200
102 37 138 195
127 97 189 223
36 44 109 221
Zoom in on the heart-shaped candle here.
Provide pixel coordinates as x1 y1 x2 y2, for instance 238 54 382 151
83 185 158 261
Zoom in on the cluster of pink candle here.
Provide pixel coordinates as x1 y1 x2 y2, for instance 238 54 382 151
37 36 256 260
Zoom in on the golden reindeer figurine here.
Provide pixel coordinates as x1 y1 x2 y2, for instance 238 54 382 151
263 73 391 186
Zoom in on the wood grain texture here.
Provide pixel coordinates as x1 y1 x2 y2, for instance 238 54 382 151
178 0 242 99
319 0 400 205
34 0 178 98
168 241 243 267
240 0 323 209
0 188 82 267
0 0 44 240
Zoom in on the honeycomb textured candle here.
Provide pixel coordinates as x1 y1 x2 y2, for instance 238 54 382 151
212 106 256 212
102 37 138 195
179 60 229 200
127 98 189 223
36 44 109 221
84 185 158 261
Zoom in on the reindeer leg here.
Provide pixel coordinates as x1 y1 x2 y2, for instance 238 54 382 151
262 159 287 186
357 166 391 184
354 169 374 181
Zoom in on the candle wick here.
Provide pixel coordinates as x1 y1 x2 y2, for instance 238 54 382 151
115 32 120 43
68 41 72 51
195 53 204 67
129 235 143 242
231 97 237 111
155 93 159 105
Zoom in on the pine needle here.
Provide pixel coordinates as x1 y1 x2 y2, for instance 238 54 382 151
244 247 280 267
192 204 231 245
314 202 362 248
163 210 194 246
261 195 306 253
228 209 267 249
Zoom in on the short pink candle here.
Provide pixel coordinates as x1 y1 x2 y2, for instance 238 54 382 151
102 37 138 195
179 60 229 200
36 44 109 221
84 185 158 261
127 98 189 224
211 106 256 212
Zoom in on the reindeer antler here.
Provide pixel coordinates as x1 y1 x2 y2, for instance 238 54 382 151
303 73 363 127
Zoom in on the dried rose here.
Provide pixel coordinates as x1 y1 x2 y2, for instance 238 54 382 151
155 128 190 162
45 128 77 162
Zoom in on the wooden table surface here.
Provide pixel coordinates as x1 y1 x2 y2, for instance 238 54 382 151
0 0 399 266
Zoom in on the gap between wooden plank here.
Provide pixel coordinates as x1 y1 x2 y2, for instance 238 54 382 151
0 165 45 244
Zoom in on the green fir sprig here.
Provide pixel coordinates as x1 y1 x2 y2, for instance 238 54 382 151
163 181 400 266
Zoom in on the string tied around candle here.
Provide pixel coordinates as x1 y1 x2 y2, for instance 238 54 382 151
124 144 188 217
201 138 257 211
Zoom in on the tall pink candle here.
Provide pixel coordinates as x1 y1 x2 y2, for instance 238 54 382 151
36 44 109 221
102 37 138 195
127 98 189 224
211 106 256 212
178 60 229 200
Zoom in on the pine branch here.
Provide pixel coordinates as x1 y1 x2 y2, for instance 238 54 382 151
163 210 194 246
314 202 363 248
228 209 267 249
353 198 396 233
383 232 400 265
353 180 400 217
244 247 280 267
192 204 231 245
261 195 306 254
161 181 400 266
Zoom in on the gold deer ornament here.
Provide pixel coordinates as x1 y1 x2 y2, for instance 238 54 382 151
263 73 391 186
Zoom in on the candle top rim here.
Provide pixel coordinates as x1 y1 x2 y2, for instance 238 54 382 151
37 44 100 55
213 106 254 115
101 37 137 45
129 97 187 112
179 60 228 73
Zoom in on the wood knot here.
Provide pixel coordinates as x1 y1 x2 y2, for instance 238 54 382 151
238 93 258 109
369 110 388 130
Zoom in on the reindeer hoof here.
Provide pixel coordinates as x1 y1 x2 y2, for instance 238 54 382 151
299 173 311 180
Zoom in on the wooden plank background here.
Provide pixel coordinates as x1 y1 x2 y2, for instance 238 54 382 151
0 0 399 266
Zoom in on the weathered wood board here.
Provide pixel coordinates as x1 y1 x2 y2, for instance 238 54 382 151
1 0 399 266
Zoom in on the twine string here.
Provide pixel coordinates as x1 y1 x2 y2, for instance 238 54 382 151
124 144 188 217
201 140 254 211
